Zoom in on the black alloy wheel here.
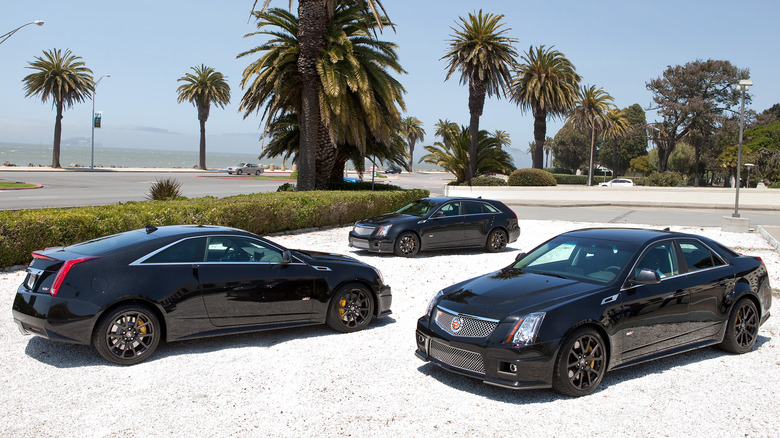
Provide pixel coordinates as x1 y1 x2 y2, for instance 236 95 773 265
93 304 160 365
394 231 420 257
719 298 759 354
552 327 606 397
485 229 508 253
326 283 375 333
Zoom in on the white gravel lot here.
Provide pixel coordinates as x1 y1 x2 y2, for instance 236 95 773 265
2 220 779 437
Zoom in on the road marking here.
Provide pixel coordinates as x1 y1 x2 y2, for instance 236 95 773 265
16 196 57 199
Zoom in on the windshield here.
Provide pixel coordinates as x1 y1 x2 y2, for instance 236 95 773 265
512 235 640 284
395 199 438 217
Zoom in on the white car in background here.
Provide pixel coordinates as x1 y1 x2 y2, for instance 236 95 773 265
599 178 635 187
227 162 263 175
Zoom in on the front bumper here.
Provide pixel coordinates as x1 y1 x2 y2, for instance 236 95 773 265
348 235 395 253
376 284 393 317
12 285 99 345
415 316 557 390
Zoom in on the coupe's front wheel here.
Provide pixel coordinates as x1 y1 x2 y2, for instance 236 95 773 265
552 327 606 397
719 298 759 354
326 283 375 333
485 229 508 253
394 231 420 257
93 304 160 365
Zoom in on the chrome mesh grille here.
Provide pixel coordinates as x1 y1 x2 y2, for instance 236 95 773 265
352 225 375 236
429 339 485 375
435 308 498 338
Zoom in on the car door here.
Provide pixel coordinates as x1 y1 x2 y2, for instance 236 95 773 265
461 201 494 246
615 241 692 361
677 239 735 340
198 236 314 327
419 201 465 249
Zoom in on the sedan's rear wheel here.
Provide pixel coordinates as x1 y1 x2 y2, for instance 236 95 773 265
326 283 374 333
485 229 508 253
255 170 261 175
93 304 160 365
394 231 420 257
237 169 243 175
552 327 606 397
719 298 759 354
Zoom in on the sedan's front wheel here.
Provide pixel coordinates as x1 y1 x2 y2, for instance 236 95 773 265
719 298 759 354
394 231 420 257
485 229 508 253
326 283 375 333
93 304 160 365
237 169 243 175
552 327 606 397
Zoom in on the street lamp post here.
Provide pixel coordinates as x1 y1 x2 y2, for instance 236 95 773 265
90 74 111 170
732 79 752 218
0 20 44 45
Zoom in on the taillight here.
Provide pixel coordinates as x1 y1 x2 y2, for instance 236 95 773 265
31 252 57 261
50 257 98 296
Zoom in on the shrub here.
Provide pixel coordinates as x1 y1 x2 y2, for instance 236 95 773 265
553 174 587 185
276 183 296 192
507 168 557 186
644 171 686 187
147 178 182 200
326 180 403 191
768 181 780 189
0 189 428 268
461 176 507 186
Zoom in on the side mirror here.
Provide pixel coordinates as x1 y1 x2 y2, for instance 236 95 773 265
281 250 292 264
514 252 527 262
432 211 445 219
629 268 661 285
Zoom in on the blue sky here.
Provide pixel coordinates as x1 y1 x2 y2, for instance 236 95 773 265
1 0 778 168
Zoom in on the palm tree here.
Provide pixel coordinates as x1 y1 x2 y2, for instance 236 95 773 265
509 45 580 169
544 136 553 167
492 129 511 148
250 0 390 191
419 125 514 183
401 116 425 171
176 65 231 170
22 48 93 168
434 119 459 150
568 85 616 186
442 10 517 181
602 108 630 176
241 3 404 188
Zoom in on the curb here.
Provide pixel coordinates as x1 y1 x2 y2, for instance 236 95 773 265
757 225 780 255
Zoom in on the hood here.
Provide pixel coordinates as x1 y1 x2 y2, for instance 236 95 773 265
437 268 608 320
357 213 418 226
293 249 364 266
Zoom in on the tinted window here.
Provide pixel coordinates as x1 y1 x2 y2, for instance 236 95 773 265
439 202 461 217
635 242 679 278
679 240 724 272
68 230 154 256
395 199 437 217
144 238 206 263
463 201 498 215
206 236 283 263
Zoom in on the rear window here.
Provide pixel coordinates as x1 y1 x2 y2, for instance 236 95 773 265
66 230 154 256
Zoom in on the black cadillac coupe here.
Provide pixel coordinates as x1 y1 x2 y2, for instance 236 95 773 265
415 228 772 396
349 197 520 256
13 225 392 365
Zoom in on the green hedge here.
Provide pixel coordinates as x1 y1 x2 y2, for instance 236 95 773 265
0 189 428 268
508 168 557 186
553 174 588 185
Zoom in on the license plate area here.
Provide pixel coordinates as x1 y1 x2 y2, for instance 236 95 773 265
25 268 43 291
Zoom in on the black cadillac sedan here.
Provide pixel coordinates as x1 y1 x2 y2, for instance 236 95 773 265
349 197 520 256
13 225 392 365
415 228 772 396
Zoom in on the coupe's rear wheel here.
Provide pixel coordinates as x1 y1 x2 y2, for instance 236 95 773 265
552 327 606 397
394 231 420 257
93 304 160 365
719 298 759 354
326 283 374 333
485 229 508 253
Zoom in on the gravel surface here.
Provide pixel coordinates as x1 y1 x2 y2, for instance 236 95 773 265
2 220 779 437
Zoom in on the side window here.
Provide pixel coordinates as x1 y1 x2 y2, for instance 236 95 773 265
463 201 485 215
635 242 679 278
679 240 724 272
143 237 206 264
439 202 461 217
206 236 283 263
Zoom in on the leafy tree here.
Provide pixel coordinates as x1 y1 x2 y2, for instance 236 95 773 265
646 59 749 177
250 0 390 191
22 48 94 168
568 85 616 186
401 116 425 171
176 65 231 170
552 120 590 171
668 142 695 174
442 10 517 180
600 108 629 175
419 126 514 183
629 155 652 175
509 45 581 169
598 104 648 176
755 103 780 126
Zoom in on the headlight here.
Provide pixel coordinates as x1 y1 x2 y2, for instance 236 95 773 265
426 289 445 315
506 312 546 346
374 267 385 284
376 224 392 237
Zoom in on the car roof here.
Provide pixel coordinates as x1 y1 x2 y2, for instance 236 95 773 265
421 196 504 204
560 227 694 245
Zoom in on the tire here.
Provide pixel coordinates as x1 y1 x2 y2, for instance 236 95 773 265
552 327 606 397
485 229 508 253
719 298 759 354
326 283 375 333
394 231 420 257
255 170 261 175
93 304 161 365
237 169 243 175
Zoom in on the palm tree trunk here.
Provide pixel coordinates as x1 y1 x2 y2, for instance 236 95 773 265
532 113 546 169
408 140 415 172
199 118 207 170
467 79 486 180
611 138 618 177
52 99 63 168
315 120 336 189
296 0 327 191
587 124 596 186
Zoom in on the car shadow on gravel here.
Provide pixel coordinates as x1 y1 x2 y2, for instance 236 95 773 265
415 334 771 403
23 316 398 368
345 245 524 260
